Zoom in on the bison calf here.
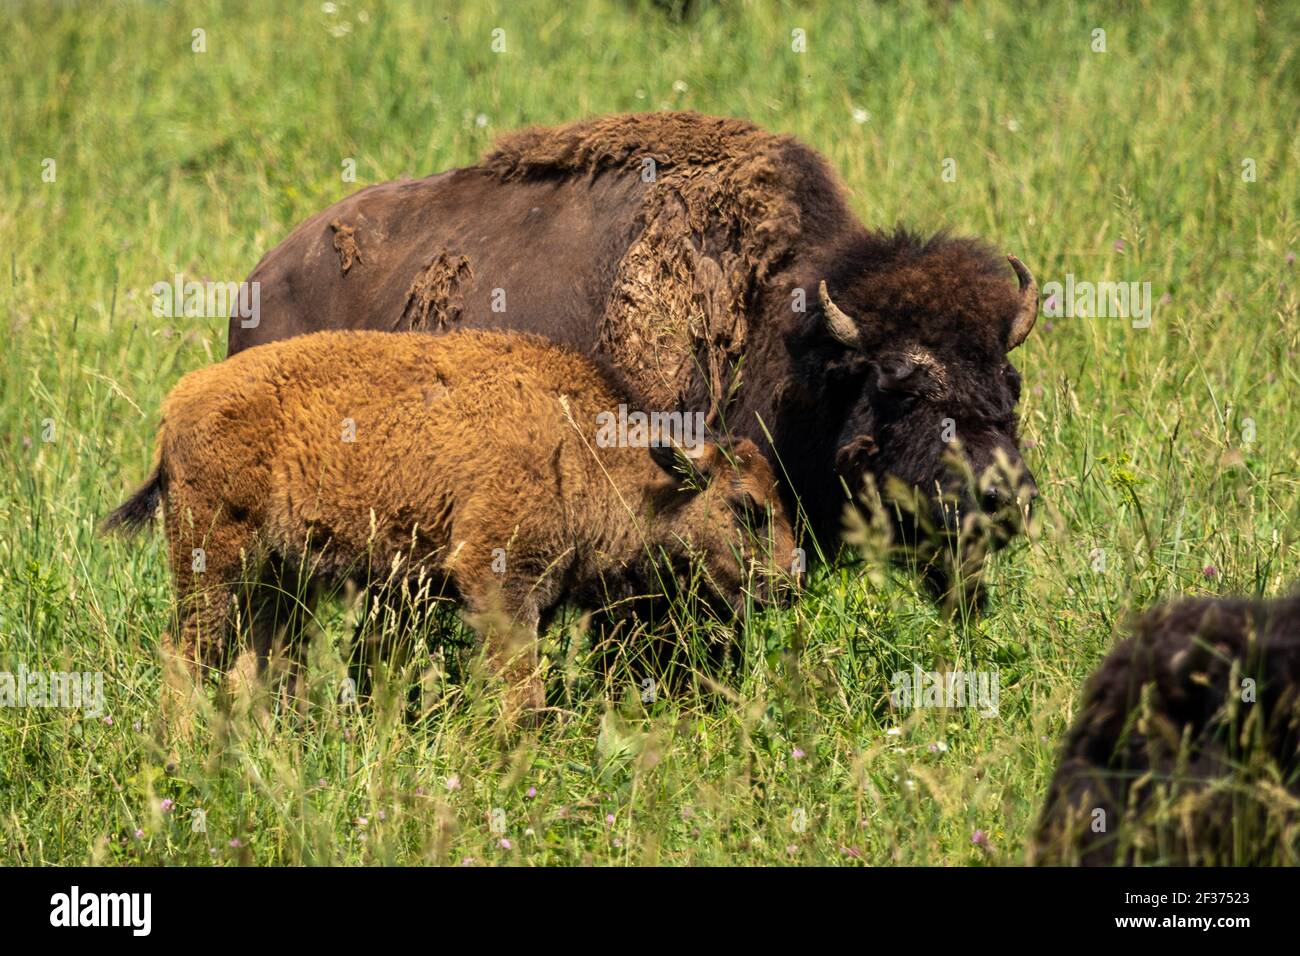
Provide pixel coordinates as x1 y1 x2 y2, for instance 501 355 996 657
105 330 795 721
1035 593 1300 865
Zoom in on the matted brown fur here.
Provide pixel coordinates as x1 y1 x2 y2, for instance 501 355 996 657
401 251 473 331
484 112 811 411
106 329 795 720
329 218 362 274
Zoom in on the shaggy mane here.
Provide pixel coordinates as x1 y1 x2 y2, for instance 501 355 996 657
483 112 853 414
484 111 787 179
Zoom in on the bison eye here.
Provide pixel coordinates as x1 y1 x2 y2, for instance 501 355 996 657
874 356 918 392
876 390 920 417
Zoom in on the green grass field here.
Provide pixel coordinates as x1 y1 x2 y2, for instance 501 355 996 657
2 0 1298 866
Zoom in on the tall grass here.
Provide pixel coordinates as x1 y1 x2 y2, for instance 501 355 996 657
1 0 1297 865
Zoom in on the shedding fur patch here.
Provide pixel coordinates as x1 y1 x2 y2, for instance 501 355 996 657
401 252 473 331
484 112 810 415
901 346 950 397
329 218 363 274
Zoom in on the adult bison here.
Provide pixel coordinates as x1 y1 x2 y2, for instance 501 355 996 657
228 112 1039 603
1034 594 1300 865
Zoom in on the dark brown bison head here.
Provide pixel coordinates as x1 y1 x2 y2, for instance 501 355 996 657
806 232 1039 606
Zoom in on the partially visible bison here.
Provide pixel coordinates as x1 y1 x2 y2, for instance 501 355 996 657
1034 594 1300 865
229 112 1039 604
105 329 796 722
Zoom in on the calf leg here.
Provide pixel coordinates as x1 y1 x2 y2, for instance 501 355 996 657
161 500 256 743
460 572 555 725
485 597 544 723
228 561 320 722
347 587 426 713
162 564 238 748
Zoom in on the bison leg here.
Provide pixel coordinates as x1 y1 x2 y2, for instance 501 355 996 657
161 569 237 750
460 580 549 726
347 585 427 714
161 501 258 744
484 603 544 726
226 559 321 723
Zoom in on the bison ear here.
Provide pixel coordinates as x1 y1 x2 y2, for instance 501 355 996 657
720 437 761 464
649 441 722 490
649 441 679 473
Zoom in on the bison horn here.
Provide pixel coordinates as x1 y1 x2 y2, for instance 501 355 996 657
1006 255 1038 350
819 280 862 350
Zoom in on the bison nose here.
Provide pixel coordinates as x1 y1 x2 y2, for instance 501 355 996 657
982 476 1038 512
981 485 1015 512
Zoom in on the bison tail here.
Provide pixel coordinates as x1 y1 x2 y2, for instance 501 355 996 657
102 458 165 535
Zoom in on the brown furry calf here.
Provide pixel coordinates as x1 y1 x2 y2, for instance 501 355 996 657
105 329 796 721
1034 593 1300 865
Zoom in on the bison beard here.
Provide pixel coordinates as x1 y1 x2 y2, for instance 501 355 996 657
228 111 1040 605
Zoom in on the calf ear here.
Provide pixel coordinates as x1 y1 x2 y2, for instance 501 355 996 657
721 437 762 465
649 441 720 489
